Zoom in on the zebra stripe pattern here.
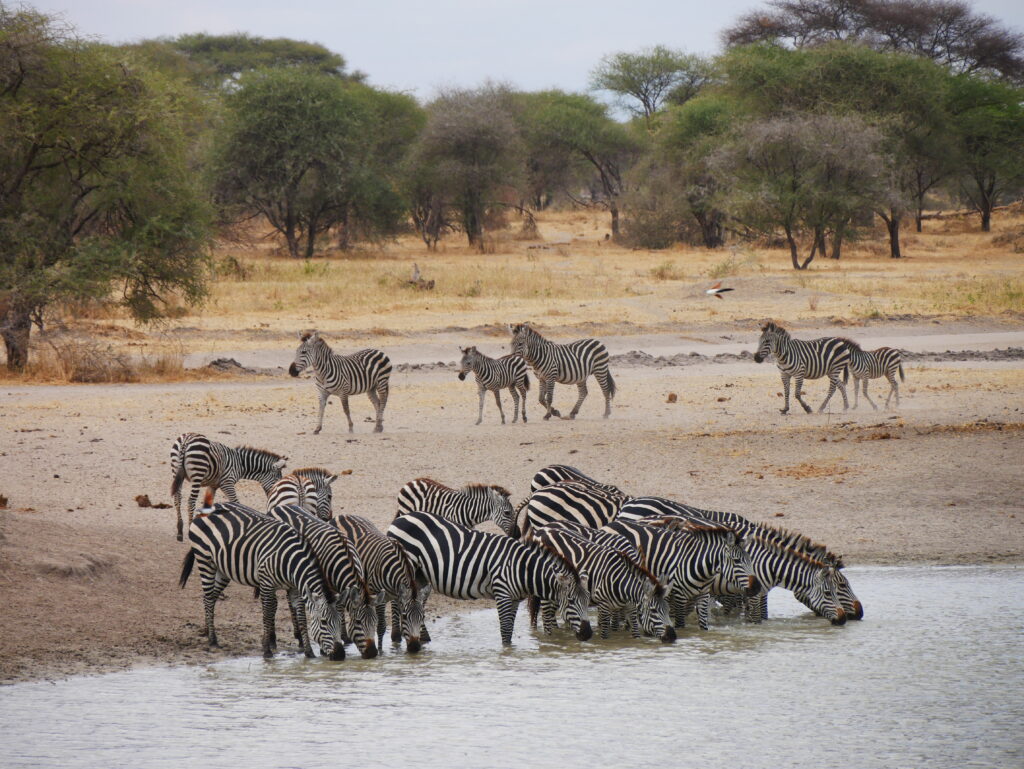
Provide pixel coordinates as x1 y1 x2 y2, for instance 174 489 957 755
170 432 287 541
753 320 851 414
267 468 338 521
509 322 616 420
387 511 593 645
457 346 530 425
521 481 624 539
396 477 519 538
336 514 425 653
529 524 675 642
529 464 629 500
267 504 379 658
289 330 391 434
178 499 345 659
843 340 905 411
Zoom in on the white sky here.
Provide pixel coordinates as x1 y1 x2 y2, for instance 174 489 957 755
28 0 1024 100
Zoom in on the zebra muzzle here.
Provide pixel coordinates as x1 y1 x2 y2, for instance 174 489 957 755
288 363 301 377
575 621 593 642
360 641 379 659
457 371 467 381
831 608 848 626
406 637 422 654
661 626 677 643
850 601 864 620
328 645 346 661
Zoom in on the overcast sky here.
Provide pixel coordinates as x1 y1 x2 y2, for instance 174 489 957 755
28 0 1024 99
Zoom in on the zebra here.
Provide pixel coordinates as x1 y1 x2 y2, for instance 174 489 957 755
520 481 625 540
396 477 519 538
616 496 856 623
603 515 759 631
509 322 616 420
843 340 905 411
336 514 426 653
289 330 391 434
528 464 629 500
267 468 339 522
457 346 530 425
178 497 345 660
267 504 379 658
387 511 593 645
528 524 675 642
170 432 287 541
753 320 851 414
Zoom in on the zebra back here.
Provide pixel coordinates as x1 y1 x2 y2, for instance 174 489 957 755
522 481 626 538
529 464 629 499
509 323 613 387
291 331 391 395
267 474 318 516
396 477 519 537
754 321 850 379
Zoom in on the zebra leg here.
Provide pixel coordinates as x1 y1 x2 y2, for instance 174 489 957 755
851 376 860 409
598 607 612 639
287 591 304 647
493 591 521 645
184 483 202 540
476 384 486 425
528 595 540 628
367 388 385 433
493 389 506 424
174 483 184 542
597 369 614 418
200 573 229 647
313 388 329 435
340 394 354 433
862 379 878 411
541 600 558 634
509 386 520 424
259 585 279 659
568 381 588 419
670 590 688 629
885 373 899 409
780 373 792 415
795 377 814 413
374 384 388 433
518 383 528 423
377 602 388 648
695 593 711 631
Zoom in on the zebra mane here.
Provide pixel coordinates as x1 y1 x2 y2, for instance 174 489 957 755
607 542 663 592
761 320 788 336
335 527 373 604
463 483 511 498
413 477 454 493
530 537 581 580
836 337 863 352
646 516 736 536
392 543 419 600
235 445 287 462
751 533 829 569
753 521 841 565
293 467 332 480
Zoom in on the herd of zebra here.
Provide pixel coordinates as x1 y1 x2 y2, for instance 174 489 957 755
172 432 863 660
287 320 905 432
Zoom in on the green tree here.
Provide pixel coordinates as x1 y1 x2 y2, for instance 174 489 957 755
0 6 212 370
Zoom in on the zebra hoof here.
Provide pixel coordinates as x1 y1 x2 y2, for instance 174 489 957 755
374 425 383 433
313 427 322 435
779 409 789 415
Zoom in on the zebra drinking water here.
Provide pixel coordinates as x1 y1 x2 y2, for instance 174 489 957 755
179 498 345 660
457 346 530 425
170 432 287 541
509 323 616 420
843 340 905 411
753 321 851 414
289 330 391 434
267 467 338 522
387 511 593 645
396 477 519 538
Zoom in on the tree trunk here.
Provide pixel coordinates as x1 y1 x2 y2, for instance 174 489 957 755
304 217 317 259
609 203 620 240
694 210 724 249
785 226 813 270
2 305 33 372
337 205 351 251
915 208 923 233
886 210 902 259
831 225 844 260
464 205 483 247
284 219 301 259
981 207 991 232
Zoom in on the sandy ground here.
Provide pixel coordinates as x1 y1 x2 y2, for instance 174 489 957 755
1 321 1022 684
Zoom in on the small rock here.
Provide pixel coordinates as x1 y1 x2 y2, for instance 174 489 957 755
135 494 152 508
666 393 678 403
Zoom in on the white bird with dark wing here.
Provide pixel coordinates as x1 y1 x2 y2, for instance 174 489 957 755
705 282 734 299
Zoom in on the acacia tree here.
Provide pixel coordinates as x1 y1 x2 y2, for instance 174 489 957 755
0 7 212 370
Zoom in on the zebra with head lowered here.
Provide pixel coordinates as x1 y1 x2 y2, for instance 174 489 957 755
336 514 426 653
267 504 379 658
170 432 287 541
289 330 391 434
267 467 339 522
388 511 593 645
509 322 616 420
397 477 519 538
179 498 345 660
457 346 530 425
753 320 851 414
842 340 905 411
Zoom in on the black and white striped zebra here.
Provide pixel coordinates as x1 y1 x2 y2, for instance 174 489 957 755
843 340 905 411
336 514 426 653
529 464 629 500
396 477 519 538
178 498 345 660
616 496 856 623
753 320 851 414
457 346 530 425
170 432 287 541
520 481 625 539
289 330 391 434
603 515 759 630
509 323 616 420
267 504 379 658
267 468 338 521
387 511 593 645
528 524 675 642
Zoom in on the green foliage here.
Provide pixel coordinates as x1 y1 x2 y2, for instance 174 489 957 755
590 45 713 122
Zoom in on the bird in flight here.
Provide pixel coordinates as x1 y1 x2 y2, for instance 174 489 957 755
705 282 734 299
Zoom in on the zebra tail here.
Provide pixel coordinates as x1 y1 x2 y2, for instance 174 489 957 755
521 372 531 392
899 362 905 381
179 548 195 589
843 366 849 385
171 462 186 498
606 370 616 397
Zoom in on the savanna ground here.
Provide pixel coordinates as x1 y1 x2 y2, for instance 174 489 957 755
1 207 1022 683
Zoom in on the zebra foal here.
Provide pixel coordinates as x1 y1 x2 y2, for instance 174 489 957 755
457 346 530 425
170 432 287 541
267 467 339 521
753 320 850 414
396 477 519 538
843 340 904 411
289 330 391 434
509 323 615 420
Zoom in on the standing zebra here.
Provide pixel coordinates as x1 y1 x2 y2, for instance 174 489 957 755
179 498 345 660
336 514 426 653
267 468 339 522
753 321 851 414
457 346 530 425
843 340 905 411
387 511 593 645
289 330 391 434
521 481 625 539
267 504 379 658
396 477 519 538
509 323 616 420
170 432 287 541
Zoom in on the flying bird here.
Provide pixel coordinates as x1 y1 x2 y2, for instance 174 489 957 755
705 282 734 299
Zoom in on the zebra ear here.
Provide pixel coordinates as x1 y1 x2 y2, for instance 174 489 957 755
327 473 338 485
274 458 287 470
